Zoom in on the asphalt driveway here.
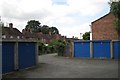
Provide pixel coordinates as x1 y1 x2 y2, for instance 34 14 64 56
3 53 119 78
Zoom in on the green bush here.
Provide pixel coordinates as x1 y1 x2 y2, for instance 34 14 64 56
38 39 72 56
38 41 46 55
48 40 66 56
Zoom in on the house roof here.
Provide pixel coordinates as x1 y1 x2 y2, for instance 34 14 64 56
23 32 38 38
2 27 23 37
91 12 111 24
66 38 80 41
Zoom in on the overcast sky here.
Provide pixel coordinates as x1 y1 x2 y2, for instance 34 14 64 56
0 0 110 38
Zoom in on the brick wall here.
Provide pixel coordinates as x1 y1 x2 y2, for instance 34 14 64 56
91 13 119 40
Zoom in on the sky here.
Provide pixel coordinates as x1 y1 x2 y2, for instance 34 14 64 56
0 0 110 38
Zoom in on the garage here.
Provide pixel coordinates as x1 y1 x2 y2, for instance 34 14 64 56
74 41 90 58
92 40 111 59
113 41 120 59
2 40 38 74
2 42 15 74
0 42 2 75
18 42 37 69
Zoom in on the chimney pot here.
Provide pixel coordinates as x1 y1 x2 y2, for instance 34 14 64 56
49 32 51 35
9 23 13 28
72 36 74 38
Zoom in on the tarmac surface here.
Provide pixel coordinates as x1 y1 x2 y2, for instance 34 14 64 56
3 53 119 78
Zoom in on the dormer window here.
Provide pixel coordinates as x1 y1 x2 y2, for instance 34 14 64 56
2 35 6 39
17 36 20 39
10 36 13 38
21 36 24 39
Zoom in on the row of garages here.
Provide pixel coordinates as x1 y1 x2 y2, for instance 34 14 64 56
1 40 38 74
73 40 120 59
1 40 119 74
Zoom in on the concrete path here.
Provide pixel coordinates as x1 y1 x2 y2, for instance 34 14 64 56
3 53 118 78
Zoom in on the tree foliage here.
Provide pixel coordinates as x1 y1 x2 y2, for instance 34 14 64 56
82 32 90 40
26 20 41 33
48 40 67 56
110 0 120 19
38 41 45 55
110 0 120 35
25 20 59 34
50 27 59 34
41 25 50 34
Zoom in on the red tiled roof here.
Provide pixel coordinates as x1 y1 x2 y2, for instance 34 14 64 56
2 27 23 38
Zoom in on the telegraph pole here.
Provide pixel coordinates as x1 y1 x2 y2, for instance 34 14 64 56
0 16 4 27
0 16 2 27
80 33 82 39
0 16 1 22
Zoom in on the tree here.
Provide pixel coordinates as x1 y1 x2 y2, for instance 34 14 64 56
50 27 59 34
109 0 120 35
41 26 59 34
25 20 41 33
82 32 90 40
110 0 120 18
41 25 50 34
25 20 60 35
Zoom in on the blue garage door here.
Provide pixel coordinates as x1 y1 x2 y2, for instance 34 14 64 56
93 41 111 59
113 41 120 59
74 41 90 58
18 42 36 69
0 43 2 74
2 42 15 74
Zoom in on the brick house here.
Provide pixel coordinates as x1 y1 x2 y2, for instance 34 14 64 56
2 23 66 43
2 23 79 43
2 23 23 39
22 28 66 43
91 12 119 40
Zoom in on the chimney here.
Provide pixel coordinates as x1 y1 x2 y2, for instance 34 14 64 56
49 31 51 35
59 34 61 36
38 32 43 35
30 29 32 33
28 29 30 32
9 23 13 28
63 36 66 39
22 29 25 34
72 36 74 38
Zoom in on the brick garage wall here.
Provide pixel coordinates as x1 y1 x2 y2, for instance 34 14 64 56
92 13 119 40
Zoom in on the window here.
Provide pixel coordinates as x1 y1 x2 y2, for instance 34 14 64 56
17 36 20 39
2 35 6 39
10 36 13 38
